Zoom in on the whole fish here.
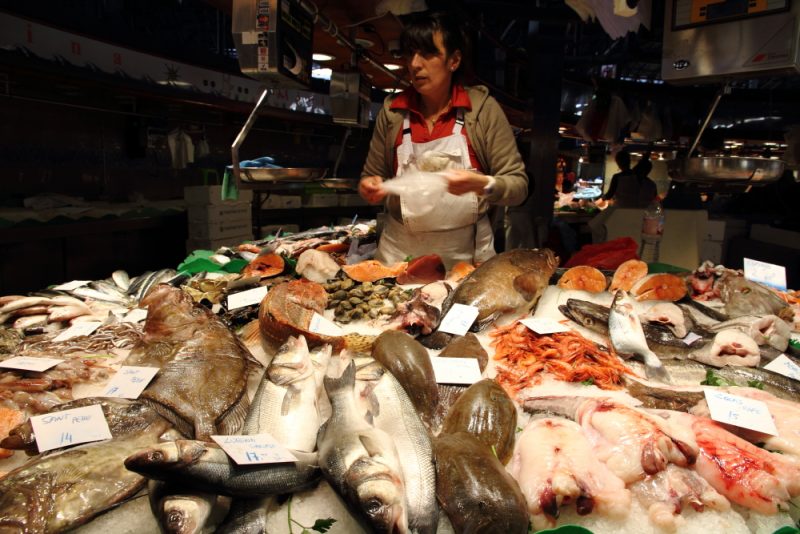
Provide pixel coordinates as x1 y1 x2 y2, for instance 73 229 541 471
71 492 160 534
148 481 229 534
112 270 131 291
241 335 319 452
123 285 255 440
433 431 529 534
371 330 439 429
0 411 172 533
439 248 558 331
609 290 671 383
717 274 794 321
214 498 271 534
367 361 438 534
317 360 408 534
707 314 791 352
72 286 131 306
124 439 320 497
432 333 488 429
441 379 517 465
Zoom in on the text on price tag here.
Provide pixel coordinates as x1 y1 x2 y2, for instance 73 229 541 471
704 389 778 436
103 366 160 398
520 317 570 335
53 321 103 342
30 404 113 452
0 356 64 372
211 434 298 465
743 258 787 291
227 286 268 310
764 354 800 382
309 312 344 337
430 356 482 385
437 304 480 336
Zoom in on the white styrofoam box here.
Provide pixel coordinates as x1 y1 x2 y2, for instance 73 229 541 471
189 219 253 240
184 185 253 206
186 234 253 253
700 240 723 264
750 224 800 249
187 203 251 225
305 194 339 207
338 194 368 207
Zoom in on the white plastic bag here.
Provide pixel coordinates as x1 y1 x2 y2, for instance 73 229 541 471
381 171 447 219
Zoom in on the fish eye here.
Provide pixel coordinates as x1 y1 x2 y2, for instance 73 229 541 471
365 499 383 515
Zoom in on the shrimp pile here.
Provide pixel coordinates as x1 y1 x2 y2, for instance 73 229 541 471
490 321 636 395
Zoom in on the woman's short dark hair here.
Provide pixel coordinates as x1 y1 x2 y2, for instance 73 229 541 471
400 11 471 83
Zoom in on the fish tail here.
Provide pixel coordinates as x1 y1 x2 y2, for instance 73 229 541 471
323 359 356 397
643 351 672 384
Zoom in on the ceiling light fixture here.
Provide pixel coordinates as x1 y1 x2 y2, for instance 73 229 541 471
312 53 335 62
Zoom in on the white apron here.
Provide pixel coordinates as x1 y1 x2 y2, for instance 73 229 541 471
376 109 495 269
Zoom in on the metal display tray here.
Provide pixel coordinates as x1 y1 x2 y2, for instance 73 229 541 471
238 167 327 182
668 156 785 184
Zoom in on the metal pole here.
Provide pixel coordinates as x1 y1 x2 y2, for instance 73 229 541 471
688 83 730 157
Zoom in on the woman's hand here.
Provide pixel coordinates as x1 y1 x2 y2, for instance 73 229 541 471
358 175 387 204
443 169 490 196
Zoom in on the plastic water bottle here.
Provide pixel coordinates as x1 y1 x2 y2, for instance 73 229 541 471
639 198 664 263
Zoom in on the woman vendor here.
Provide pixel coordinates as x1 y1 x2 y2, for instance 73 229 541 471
358 12 528 268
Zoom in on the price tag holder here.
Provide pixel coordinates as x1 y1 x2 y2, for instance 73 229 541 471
437 304 480 336
682 332 703 345
520 317 570 335
103 366 159 398
52 280 91 291
122 308 148 324
430 356 482 385
53 321 103 342
0 356 64 372
309 313 344 337
30 404 113 452
764 354 800 382
704 389 778 436
227 286 268 310
211 434 298 465
743 258 787 291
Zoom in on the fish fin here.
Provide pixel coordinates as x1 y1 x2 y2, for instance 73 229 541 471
217 389 251 436
323 360 356 396
364 411 374 425
513 272 544 301
643 352 673 384
194 416 216 442
358 434 384 457
281 385 301 417
473 311 500 332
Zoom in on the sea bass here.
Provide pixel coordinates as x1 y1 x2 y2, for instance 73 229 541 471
440 248 559 331
609 290 671 382
317 360 408 534
0 410 172 533
123 284 255 440
242 336 319 452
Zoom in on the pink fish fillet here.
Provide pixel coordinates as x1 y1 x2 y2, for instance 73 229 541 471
668 411 800 515
510 417 630 531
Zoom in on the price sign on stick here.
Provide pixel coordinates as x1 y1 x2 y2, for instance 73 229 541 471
211 434 299 465
438 304 480 336
30 404 113 452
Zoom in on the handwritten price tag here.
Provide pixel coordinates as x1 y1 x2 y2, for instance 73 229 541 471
122 308 148 324
52 280 91 291
764 354 800 382
437 304 479 336
211 434 298 465
0 356 64 372
430 357 482 385
520 317 569 335
103 366 159 398
704 389 778 436
743 258 787 291
309 312 344 336
30 404 112 452
227 286 268 310
53 321 103 342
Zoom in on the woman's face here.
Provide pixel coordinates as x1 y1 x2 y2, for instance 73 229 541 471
406 30 461 99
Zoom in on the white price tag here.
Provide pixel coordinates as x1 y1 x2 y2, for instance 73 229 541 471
53 321 103 342
682 332 703 345
227 286 268 310
0 356 64 372
430 357 482 385
704 389 778 436
520 317 569 335
52 280 91 291
205 272 225 280
211 434 298 465
122 308 148 323
764 354 800 382
437 304 480 336
30 404 113 452
309 312 344 336
103 366 159 398
743 258 787 291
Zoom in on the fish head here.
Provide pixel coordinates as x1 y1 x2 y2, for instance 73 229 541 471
268 336 313 383
561 299 607 332
345 457 408 534
611 289 635 313
141 286 209 341
124 440 207 473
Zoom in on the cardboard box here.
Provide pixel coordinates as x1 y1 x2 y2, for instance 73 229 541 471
306 193 339 207
338 194 368 207
189 219 253 240
187 203 251 225
184 185 253 206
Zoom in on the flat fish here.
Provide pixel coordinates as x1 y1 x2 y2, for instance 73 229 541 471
372 330 438 430
440 379 517 465
433 431 529 534
124 285 255 440
432 333 488 430
717 274 793 321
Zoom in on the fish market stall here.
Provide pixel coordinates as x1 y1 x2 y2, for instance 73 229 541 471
0 222 800 533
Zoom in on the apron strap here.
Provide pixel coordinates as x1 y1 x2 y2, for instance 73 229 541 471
452 108 465 135
401 112 412 143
